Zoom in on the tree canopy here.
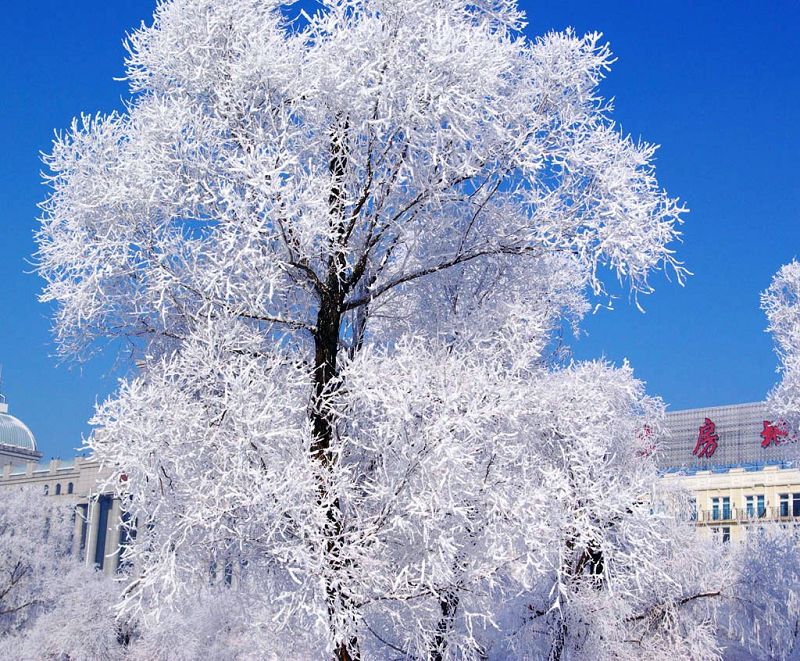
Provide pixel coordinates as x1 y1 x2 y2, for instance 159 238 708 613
32 1 732 659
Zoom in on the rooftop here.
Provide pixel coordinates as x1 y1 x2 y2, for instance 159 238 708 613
659 402 796 472
0 401 37 453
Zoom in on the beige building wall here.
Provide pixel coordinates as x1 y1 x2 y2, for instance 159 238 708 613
661 465 800 543
0 457 125 576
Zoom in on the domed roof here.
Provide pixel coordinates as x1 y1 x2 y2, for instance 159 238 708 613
0 403 37 452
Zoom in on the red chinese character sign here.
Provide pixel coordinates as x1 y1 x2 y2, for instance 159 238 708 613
760 420 788 448
692 418 719 458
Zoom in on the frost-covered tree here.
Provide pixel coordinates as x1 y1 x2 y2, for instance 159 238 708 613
0 487 122 659
37 1 690 658
763 260 800 425
492 364 731 660
0 486 78 635
124 584 323 660
719 524 800 660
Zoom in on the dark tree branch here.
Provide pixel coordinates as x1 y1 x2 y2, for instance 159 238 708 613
626 590 722 623
344 244 542 311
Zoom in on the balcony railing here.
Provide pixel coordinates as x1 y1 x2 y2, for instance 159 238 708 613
694 506 800 524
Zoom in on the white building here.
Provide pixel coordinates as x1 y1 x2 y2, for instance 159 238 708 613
0 398 124 575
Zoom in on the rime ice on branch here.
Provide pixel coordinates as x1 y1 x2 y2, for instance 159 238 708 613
763 260 800 426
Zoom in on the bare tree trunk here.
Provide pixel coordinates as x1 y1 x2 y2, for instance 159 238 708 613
307 118 361 661
430 590 459 661
547 616 568 661
311 308 360 659
311 284 362 660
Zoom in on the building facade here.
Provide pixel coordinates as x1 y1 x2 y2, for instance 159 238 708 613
659 401 800 542
0 399 124 576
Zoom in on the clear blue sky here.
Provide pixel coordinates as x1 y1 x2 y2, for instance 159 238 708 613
1 1 798 460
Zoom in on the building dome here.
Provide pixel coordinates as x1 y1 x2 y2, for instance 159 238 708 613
0 403 37 452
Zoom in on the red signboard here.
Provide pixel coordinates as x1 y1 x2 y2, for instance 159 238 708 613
760 420 788 448
692 417 719 458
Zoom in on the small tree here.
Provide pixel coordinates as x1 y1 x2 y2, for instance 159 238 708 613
721 525 800 659
0 487 121 658
763 260 800 424
493 363 731 660
37 1 688 657
0 486 72 634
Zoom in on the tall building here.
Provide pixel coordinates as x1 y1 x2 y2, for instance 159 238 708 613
659 402 800 542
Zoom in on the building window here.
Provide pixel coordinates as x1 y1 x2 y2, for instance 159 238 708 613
55 483 61 495
712 496 730 521
746 495 766 518
689 498 697 521
780 494 790 518
793 493 800 517
76 504 89 556
722 527 731 543
67 482 74 495
43 484 49 495
94 495 114 570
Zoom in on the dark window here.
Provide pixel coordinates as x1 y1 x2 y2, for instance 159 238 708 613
55 483 61 495
793 493 800 517
712 497 730 520
43 484 49 495
722 497 731 520
76 504 89 558
722 527 731 543
68 508 76 553
94 495 113 569
746 495 766 517
67 482 74 495
780 494 790 518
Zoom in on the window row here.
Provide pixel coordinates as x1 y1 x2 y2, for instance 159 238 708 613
43 482 74 495
689 493 800 521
